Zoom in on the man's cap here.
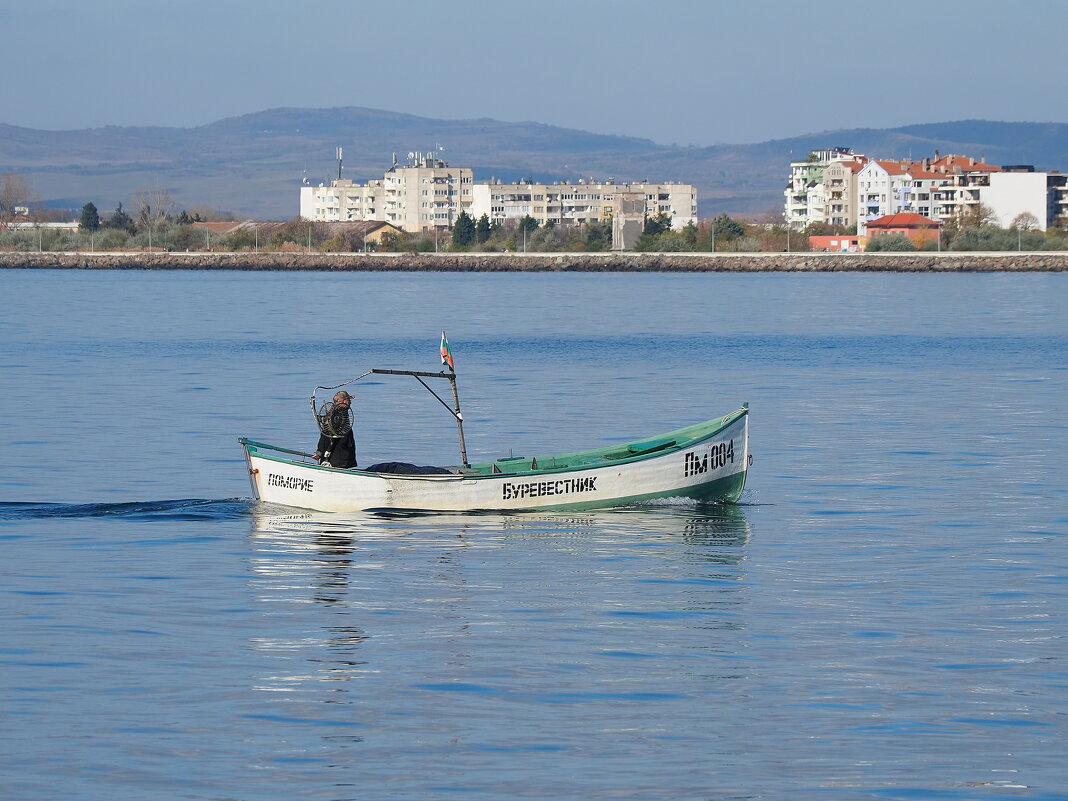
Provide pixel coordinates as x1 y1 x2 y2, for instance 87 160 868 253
333 390 352 402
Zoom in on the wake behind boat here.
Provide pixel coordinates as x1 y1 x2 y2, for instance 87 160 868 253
239 336 750 513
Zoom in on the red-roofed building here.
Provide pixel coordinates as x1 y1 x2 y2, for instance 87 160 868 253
856 159 917 233
865 213 940 248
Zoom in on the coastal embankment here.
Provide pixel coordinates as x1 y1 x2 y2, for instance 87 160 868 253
1 251 1067 272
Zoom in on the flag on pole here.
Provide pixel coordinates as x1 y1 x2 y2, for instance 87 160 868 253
440 331 455 371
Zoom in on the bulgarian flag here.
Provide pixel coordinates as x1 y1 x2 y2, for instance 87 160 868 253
440 331 455 371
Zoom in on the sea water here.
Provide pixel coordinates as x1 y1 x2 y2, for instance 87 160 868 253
1 270 1066 800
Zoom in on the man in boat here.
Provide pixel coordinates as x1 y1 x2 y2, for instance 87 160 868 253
313 390 357 468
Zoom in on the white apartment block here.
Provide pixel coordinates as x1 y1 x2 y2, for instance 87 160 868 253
469 179 697 230
855 160 939 233
299 154 474 232
949 170 1048 230
921 161 1052 232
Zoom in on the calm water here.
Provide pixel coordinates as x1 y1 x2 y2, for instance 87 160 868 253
1 270 1066 800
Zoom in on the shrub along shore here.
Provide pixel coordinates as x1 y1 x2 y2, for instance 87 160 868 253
1 251 1067 272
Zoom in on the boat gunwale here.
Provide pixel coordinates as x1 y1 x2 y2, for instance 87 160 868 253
240 407 748 481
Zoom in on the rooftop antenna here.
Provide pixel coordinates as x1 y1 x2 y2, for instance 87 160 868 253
335 147 343 181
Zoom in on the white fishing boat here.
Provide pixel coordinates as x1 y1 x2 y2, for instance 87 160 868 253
240 340 750 513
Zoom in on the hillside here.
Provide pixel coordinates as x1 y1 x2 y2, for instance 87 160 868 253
2 109 1066 220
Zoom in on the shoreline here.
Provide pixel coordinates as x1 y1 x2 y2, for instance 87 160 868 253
1 251 1067 272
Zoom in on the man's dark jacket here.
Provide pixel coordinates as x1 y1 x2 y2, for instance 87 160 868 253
317 430 357 468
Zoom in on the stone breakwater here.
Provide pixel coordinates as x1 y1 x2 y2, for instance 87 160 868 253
2 251 1067 272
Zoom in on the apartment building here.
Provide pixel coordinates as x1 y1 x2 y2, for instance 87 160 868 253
855 159 967 233
1048 174 1068 226
934 167 1048 229
468 179 697 229
299 154 474 232
784 147 861 229
821 158 866 228
301 156 695 233
792 150 1061 234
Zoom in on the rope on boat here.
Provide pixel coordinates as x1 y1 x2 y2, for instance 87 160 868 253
312 370 374 398
310 371 371 439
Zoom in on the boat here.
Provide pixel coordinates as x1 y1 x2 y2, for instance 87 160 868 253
239 360 750 514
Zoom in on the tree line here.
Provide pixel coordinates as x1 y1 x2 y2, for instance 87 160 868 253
441 210 1067 253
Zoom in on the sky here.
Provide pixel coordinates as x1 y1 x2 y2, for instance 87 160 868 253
2 0 1066 146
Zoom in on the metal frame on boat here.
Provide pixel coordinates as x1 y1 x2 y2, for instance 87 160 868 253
240 366 750 513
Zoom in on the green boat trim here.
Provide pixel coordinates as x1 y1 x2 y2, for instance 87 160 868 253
240 406 748 480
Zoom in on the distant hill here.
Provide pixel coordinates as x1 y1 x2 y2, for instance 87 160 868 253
2 108 1067 220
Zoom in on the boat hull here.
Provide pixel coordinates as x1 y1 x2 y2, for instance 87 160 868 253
241 410 748 513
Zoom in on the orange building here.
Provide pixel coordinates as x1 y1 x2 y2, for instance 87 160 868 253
864 213 940 248
808 235 861 252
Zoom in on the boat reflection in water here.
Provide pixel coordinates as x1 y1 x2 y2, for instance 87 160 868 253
244 501 753 700
249 499 751 548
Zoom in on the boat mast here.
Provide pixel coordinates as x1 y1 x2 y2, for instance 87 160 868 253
370 368 470 467
448 373 469 468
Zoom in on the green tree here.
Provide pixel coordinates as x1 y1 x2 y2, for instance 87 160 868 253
104 203 136 234
452 210 476 247
475 214 491 244
681 220 698 249
79 202 100 232
643 211 671 236
583 219 612 252
713 214 746 241
169 224 203 252
866 232 917 252
518 215 539 234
